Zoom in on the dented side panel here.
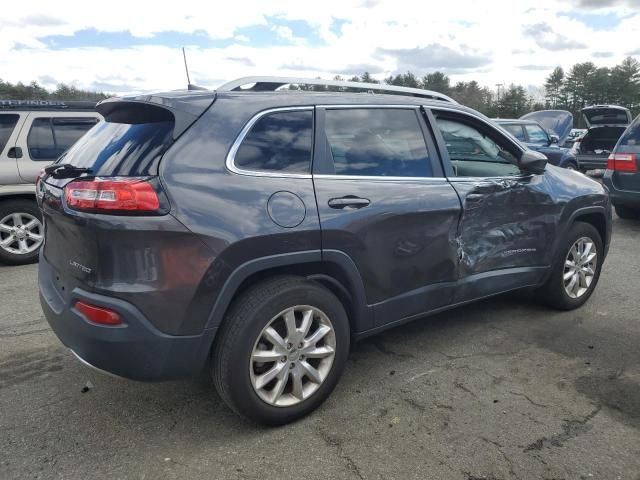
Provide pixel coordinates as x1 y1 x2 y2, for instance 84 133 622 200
451 174 559 282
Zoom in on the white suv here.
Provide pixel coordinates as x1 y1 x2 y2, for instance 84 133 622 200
0 100 101 264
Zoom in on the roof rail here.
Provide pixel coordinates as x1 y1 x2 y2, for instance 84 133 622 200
0 99 97 111
217 76 457 103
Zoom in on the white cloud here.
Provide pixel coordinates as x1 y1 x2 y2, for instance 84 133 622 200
0 0 637 95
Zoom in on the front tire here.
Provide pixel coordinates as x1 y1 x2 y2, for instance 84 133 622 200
212 276 350 425
0 199 43 265
537 222 603 310
615 205 639 220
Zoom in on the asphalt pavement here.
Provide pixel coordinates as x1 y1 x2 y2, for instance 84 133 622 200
1 215 639 480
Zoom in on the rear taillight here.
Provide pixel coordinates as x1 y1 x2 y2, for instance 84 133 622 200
607 153 637 172
75 301 122 326
64 177 162 213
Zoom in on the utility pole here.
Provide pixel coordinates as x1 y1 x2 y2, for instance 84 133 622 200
495 83 504 117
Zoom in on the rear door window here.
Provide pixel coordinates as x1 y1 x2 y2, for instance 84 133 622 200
0 114 19 154
323 108 433 177
616 117 640 154
52 118 98 156
27 118 57 160
234 110 313 174
27 117 98 161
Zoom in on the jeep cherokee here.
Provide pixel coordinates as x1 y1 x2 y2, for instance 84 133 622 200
38 77 612 425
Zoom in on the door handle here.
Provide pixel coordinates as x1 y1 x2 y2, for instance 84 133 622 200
7 147 22 159
328 196 371 209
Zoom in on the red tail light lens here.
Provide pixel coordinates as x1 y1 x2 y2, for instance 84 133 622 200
75 301 122 326
607 153 637 172
65 177 161 213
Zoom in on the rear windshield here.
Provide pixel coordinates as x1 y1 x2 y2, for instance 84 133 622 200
617 117 640 154
59 120 174 176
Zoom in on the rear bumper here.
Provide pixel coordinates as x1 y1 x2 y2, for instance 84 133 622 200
38 255 217 381
603 175 640 208
577 155 608 171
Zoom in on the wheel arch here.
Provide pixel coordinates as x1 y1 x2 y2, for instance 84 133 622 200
204 250 372 336
572 210 608 249
0 192 37 204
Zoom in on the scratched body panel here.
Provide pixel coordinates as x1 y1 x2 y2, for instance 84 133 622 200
451 173 559 277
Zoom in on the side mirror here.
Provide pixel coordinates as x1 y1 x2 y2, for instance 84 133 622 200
549 134 559 145
519 150 547 174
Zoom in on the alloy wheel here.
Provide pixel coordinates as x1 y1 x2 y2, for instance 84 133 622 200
563 236 597 299
0 213 43 256
250 305 336 407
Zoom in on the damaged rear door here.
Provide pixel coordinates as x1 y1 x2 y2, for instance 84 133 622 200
428 108 557 302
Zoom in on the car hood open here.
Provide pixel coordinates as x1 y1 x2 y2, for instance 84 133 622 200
520 110 573 145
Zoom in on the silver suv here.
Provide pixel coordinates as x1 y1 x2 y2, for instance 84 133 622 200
0 100 101 264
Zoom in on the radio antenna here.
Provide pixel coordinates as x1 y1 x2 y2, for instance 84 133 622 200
181 48 207 90
182 47 192 86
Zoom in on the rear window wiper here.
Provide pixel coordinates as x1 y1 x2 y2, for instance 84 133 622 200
44 163 93 179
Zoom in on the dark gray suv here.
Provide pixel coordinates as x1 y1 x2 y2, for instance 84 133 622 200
38 77 612 424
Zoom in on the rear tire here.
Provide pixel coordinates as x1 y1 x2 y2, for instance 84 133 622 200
537 222 603 310
0 199 43 265
565 161 578 171
615 205 640 220
212 276 350 425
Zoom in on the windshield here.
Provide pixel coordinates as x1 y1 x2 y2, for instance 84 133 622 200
59 120 174 176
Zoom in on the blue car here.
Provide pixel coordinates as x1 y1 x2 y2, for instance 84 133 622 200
495 110 578 170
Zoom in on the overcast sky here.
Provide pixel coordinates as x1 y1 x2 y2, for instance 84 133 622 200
1 0 639 95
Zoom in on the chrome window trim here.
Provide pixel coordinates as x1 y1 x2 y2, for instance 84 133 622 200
318 104 420 110
314 174 448 182
226 106 314 179
447 174 535 182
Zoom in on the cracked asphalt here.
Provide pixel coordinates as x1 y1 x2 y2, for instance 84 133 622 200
1 215 639 480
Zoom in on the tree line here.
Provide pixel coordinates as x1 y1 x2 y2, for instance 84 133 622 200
293 57 640 126
3 56 639 125
0 79 109 102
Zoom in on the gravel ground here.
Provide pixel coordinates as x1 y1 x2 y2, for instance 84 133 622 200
0 215 639 480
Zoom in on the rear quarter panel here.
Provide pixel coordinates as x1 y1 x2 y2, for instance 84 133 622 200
160 97 322 333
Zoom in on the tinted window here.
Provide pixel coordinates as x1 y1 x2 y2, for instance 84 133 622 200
235 110 313 173
324 109 432 177
501 123 525 141
52 118 97 156
617 116 640 154
524 124 548 143
27 118 57 160
0 114 19 154
436 117 520 177
60 120 174 176
27 117 98 161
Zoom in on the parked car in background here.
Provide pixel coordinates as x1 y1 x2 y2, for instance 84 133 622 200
563 128 587 148
603 114 640 219
38 76 611 425
573 105 632 172
495 110 578 169
0 100 100 265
